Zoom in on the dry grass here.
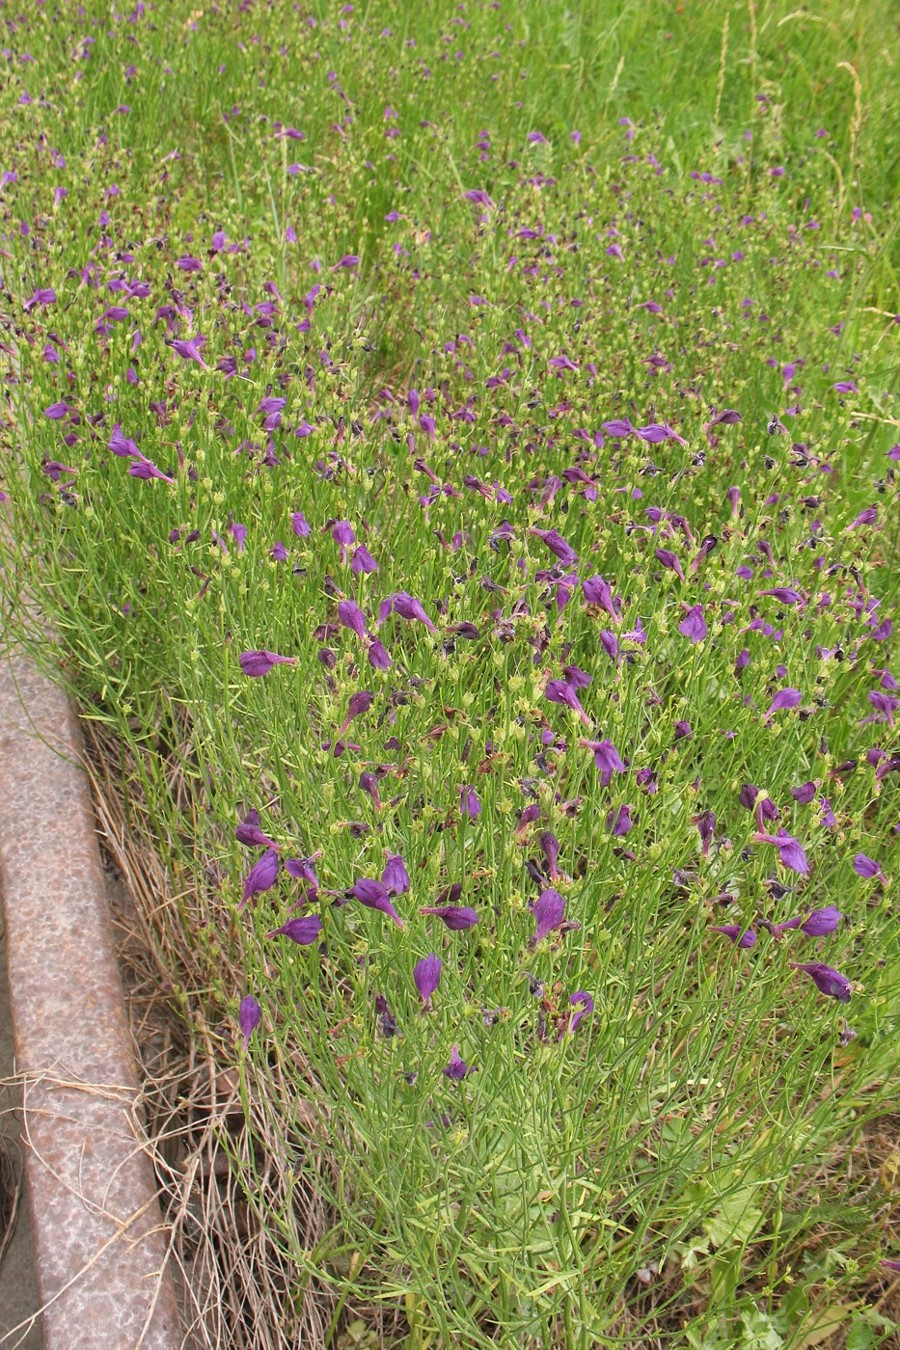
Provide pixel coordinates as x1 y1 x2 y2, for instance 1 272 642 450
82 718 340 1350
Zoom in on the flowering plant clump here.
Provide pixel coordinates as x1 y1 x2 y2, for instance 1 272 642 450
0 0 897 1343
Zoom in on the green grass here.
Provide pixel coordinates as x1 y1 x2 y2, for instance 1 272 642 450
0 1 898 1346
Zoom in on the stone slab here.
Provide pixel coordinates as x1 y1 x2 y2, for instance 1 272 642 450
0 650 180 1349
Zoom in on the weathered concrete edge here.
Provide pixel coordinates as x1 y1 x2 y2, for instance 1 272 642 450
0 647 181 1350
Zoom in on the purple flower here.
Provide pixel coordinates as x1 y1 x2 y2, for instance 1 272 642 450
241 849 279 907
602 419 634 439
351 545 379 574
765 687 802 720
790 962 851 1002
338 689 374 733
414 954 443 1007
532 887 566 942
868 691 898 726
350 878 404 926
235 809 279 850
766 906 843 939
443 1044 473 1080
679 605 707 643
333 253 360 269
712 924 757 949
800 906 843 937
545 679 590 726
606 804 633 836
268 915 323 945
704 409 742 434
531 527 578 567
331 520 355 561
580 738 626 785
110 425 140 458
563 992 594 1037
760 587 805 604
284 855 321 891
291 511 311 538
673 720 693 740
169 335 208 367
367 639 392 670
379 591 437 633
655 548 685 582
337 600 368 639
833 380 858 394
419 905 479 931
582 574 620 622
539 831 560 881
852 853 885 881
239 996 261 1050
753 829 810 875
790 782 817 805
460 785 482 818
694 810 716 857
240 650 296 677
382 853 410 895
128 457 175 483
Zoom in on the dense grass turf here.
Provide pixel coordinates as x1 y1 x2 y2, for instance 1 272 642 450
1 1 898 1345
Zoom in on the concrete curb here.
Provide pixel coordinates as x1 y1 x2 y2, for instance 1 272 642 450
0 648 181 1348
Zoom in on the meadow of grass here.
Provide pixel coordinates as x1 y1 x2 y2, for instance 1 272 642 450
0 0 898 1345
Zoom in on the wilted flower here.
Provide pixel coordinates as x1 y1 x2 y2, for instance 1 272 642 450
240 650 296 677
419 905 479 930
790 962 852 1002
268 915 323 945
414 954 443 1007
532 888 566 942
241 849 279 907
374 993 398 1039
239 996 261 1050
